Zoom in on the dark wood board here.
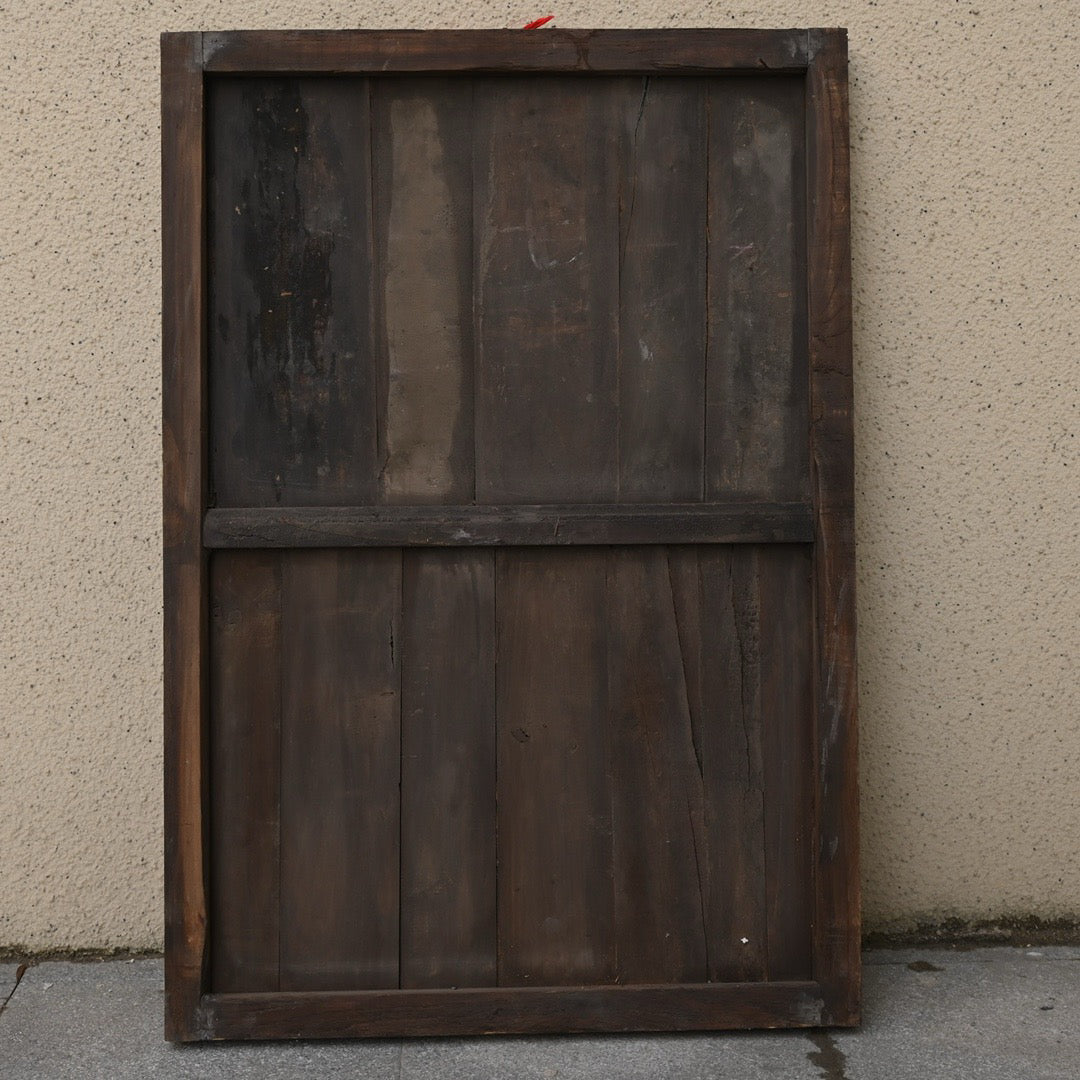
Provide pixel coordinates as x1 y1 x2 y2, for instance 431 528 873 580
163 27 858 1040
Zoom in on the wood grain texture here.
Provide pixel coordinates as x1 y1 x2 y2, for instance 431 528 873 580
202 29 812 75
372 79 475 503
209 552 281 992
279 550 401 991
474 78 619 502
161 30 208 1042
617 78 707 501
401 550 496 988
706 76 809 502
208 77 378 507
496 549 614 985
203 502 814 549
202 980 827 1039
606 548 707 983
806 28 860 1026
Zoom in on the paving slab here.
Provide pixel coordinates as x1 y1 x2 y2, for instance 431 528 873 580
0 949 1077 1079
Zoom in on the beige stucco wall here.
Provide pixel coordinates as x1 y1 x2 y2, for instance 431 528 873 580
1 1 1077 951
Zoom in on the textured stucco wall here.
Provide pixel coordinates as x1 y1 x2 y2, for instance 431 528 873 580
1 1 1077 950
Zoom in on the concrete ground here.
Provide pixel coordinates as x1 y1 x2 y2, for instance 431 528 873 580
1 948 1077 1078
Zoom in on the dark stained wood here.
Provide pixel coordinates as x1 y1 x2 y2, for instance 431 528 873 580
806 28 860 1026
278 550 401 991
203 502 815 549
161 29 208 1043
208 552 281 992
606 548 707 983
706 76 809 502
202 29 812 75
758 545 814 981
496 549 614 985
474 77 619 502
372 79 475 504
202 980 826 1040
617 78 707 501
400 550 496 988
668 547 767 982
207 77 378 507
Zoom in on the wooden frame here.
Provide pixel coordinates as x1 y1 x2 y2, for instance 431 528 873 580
163 27 857 1041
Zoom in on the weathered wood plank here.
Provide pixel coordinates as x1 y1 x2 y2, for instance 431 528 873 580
668 547 768 982
706 77 809 502
372 79 475 503
202 979 827 1040
204 502 814 548
202 29 812 75
209 552 281 992
400 550 496 988
474 77 619 502
496 549 614 985
607 548 707 983
161 29 208 1043
208 77 378 506
758 545 814 981
617 78 707 501
279 550 401 990
807 28 860 1026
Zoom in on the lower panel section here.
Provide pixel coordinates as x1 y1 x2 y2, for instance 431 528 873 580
208 545 812 996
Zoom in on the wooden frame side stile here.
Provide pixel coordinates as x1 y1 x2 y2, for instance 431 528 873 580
806 28 860 1025
162 30 209 1042
162 27 858 1040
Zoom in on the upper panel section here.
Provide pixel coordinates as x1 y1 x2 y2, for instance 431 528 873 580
207 73 809 507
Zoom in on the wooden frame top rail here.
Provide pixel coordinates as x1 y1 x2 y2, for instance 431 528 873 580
201 28 821 75
203 503 815 549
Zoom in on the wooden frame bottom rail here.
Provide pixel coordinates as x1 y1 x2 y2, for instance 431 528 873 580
203 502 814 549
194 981 847 1040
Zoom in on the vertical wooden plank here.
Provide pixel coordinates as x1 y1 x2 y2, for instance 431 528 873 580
279 550 401 990
617 78 707 501
400 550 496 988
209 552 281 992
806 29 860 1025
668 546 768 983
706 76 809 502
758 545 814 981
497 549 614 985
606 548 707 984
162 30 207 1043
474 77 619 502
372 78 475 503
208 76 378 507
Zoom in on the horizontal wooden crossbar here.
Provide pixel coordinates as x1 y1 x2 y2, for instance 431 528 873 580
203 503 814 549
201 28 814 75
197 980 836 1040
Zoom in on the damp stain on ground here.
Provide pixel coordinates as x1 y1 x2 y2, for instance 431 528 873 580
907 958 945 972
807 1030 850 1080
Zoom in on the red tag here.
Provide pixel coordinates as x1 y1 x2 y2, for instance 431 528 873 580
522 15 555 29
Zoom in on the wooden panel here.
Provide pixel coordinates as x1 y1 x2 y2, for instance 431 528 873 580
162 30 208 1043
372 79 475 503
606 548 707 983
758 546 813 980
496 549 614 985
208 77 378 507
209 552 280 992
203 29 813 75
474 78 620 502
278 550 401 990
203 502 814 549
400 550 496 988
706 77 809 502
617 78 707 500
